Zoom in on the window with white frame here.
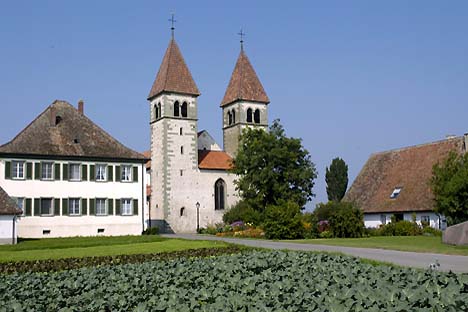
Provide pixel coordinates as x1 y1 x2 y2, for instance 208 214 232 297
96 164 107 181
121 165 132 182
15 197 24 216
41 162 53 180
96 199 107 215
41 198 53 216
12 161 25 179
380 214 386 225
421 215 430 225
69 198 80 215
122 199 132 215
69 164 81 181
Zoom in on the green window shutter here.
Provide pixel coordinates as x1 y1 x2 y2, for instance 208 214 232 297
107 165 114 181
25 198 32 216
115 199 121 215
81 198 87 215
34 162 40 180
5 161 11 179
133 199 139 216
108 199 114 215
62 163 68 180
81 164 88 181
54 163 61 180
133 167 138 182
89 199 95 215
115 166 121 181
90 165 95 181
62 199 69 216
33 199 40 216
54 199 60 216
26 162 33 179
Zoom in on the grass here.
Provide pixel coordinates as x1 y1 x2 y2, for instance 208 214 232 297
0 235 228 263
288 236 468 256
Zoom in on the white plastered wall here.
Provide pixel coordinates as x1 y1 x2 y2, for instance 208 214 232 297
364 212 443 229
0 215 17 244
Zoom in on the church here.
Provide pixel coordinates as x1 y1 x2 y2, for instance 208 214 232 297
147 32 270 233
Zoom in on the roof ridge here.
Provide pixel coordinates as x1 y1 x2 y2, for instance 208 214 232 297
370 136 463 157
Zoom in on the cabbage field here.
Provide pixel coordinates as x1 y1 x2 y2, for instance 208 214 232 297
0 250 467 311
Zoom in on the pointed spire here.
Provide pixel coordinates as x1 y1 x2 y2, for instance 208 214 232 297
221 48 269 107
148 39 200 100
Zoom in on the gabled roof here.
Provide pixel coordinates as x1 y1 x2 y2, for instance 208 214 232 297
221 49 269 107
0 100 146 161
344 137 465 213
148 39 200 100
0 186 22 215
198 150 233 170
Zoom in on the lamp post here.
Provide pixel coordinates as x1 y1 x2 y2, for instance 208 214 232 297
196 202 200 233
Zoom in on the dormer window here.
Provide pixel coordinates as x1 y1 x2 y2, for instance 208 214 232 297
390 187 402 199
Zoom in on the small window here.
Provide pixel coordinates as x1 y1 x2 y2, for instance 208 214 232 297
69 164 81 181
254 109 260 124
180 170 183 176
97 228 105 233
121 199 132 215
15 198 25 216
174 101 180 117
55 116 62 125
228 111 232 125
232 109 236 123
180 207 185 217
69 198 80 216
12 161 25 179
43 229 51 235
96 164 107 181
154 103 159 119
41 198 53 216
121 165 132 182
180 127 183 135
380 214 386 225
181 146 184 155
181 102 188 117
421 215 430 224
390 187 402 199
158 103 161 119
96 199 107 215
41 162 54 180
246 108 253 123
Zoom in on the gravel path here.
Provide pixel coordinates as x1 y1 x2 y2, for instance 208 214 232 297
163 234 468 273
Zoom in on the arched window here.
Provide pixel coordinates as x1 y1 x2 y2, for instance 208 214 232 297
247 108 253 123
214 179 226 210
232 109 236 124
174 101 180 117
180 207 185 217
254 109 260 124
154 104 158 119
158 103 161 118
228 111 232 125
181 102 188 117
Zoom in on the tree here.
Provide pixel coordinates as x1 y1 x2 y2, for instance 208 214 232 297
328 201 364 238
431 151 468 225
263 200 305 239
231 119 317 211
325 157 348 202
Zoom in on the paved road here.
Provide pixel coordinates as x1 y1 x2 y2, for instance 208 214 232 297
163 234 468 273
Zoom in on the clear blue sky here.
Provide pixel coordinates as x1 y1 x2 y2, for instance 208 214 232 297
1 1 467 210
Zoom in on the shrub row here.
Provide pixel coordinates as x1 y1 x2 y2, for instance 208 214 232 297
0 246 243 274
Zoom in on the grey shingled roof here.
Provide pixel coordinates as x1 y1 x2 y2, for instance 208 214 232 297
0 100 146 161
0 186 21 215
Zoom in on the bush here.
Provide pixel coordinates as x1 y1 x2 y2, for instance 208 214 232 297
319 230 333 238
328 202 364 238
422 226 442 237
142 227 159 235
263 201 304 239
380 220 421 236
223 200 263 225
314 202 336 221
302 213 319 238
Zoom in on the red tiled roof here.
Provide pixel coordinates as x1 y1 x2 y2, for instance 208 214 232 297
198 150 233 170
344 137 465 213
221 49 269 107
142 150 151 169
148 39 200 100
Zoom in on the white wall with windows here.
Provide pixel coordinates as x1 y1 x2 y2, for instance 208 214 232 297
364 212 444 230
0 158 146 238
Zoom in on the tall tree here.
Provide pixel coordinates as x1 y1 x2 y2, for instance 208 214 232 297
431 151 468 225
325 157 348 202
232 119 317 211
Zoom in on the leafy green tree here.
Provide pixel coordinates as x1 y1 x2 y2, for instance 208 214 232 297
325 157 348 202
431 151 468 225
263 200 304 239
328 201 364 238
232 120 317 211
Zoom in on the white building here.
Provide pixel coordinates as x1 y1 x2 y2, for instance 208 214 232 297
0 186 22 244
147 36 270 233
345 134 468 229
0 100 148 238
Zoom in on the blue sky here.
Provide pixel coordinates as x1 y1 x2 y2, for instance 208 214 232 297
1 1 467 209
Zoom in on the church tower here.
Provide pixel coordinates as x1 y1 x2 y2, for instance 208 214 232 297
148 35 200 233
221 39 270 157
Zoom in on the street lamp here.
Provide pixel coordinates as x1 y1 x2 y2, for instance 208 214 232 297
196 202 200 233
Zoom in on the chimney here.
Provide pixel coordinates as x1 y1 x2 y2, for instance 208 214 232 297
78 99 84 115
49 107 56 126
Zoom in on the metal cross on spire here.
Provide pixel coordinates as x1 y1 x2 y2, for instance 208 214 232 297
169 13 177 39
238 28 246 50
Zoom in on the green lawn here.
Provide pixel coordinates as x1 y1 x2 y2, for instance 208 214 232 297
0 235 227 262
288 236 468 256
